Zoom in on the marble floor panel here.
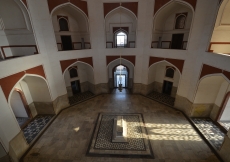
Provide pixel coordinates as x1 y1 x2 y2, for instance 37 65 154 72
23 115 54 144
23 90 220 162
219 121 230 131
147 91 175 106
191 118 225 150
87 113 154 158
16 117 30 127
68 91 95 105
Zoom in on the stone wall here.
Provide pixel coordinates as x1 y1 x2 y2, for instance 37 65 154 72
190 104 214 117
33 102 55 115
9 131 28 162
53 94 69 114
28 102 38 118
80 81 89 92
95 83 109 94
210 104 220 121
174 95 193 117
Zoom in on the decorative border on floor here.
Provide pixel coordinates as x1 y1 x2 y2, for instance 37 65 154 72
86 113 154 159
140 94 224 162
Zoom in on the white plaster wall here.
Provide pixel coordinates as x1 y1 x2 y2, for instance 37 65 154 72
10 91 28 118
148 62 180 87
52 5 90 45
153 1 192 45
194 76 225 104
215 81 229 107
210 0 230 54
105 7 136 43
108 59 134 79
0 142 6 158
64 62 94 87
0 0 36 57
220 98 230 121
24 76 51 102
0 87 20 152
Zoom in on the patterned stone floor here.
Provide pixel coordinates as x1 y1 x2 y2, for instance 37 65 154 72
147 91 175 106
23 89 220 162
23 115 54 144
16 117 30 127
191 118 225 150
68 91 95 105
87 113 154 158
219 121 230 131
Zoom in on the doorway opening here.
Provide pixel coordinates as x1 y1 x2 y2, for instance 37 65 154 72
114 65 128 88
217 93 230 131
171 34 184 49
162 80 173 95
10 89 32 128
71 80 81 94
116 74 126 87
115 31 127 48
61 36 73 50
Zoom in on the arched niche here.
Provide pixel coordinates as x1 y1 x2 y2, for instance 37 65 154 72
208 0 230 55
192 75 230 120
51 3 90 51
63 62 95 97
152 1 193 50
105 7 137 48
0 0 37 59
107 58 134 89
148 61 181 97
8 75 54 128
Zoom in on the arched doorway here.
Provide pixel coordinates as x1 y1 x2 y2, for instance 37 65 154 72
208 0 230 54
0 0 38 59
105 7 137 48
113 65 129 88
147 61 181 106
63 62 95 104
152 1 193 49
192 75 230 121
217 92 230 131
107 59 134 91
10 89 32 128
8 75 54 143
51 4 90 51
115 31 128 48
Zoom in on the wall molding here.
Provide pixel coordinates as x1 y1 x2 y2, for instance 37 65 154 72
0 65 46 101
60 57 94 73
104 2 138 17
106 55 136 66
199 64 230 80
149 56 184 73
48 0 88 16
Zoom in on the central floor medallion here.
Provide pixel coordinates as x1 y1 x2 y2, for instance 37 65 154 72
86 113 154 158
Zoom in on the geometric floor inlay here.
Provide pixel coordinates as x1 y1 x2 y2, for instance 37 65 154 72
16 117 30 127
147 91 175 106
68 91 95 105
87 113 154 158
23 115 54 144
219 121 230 131
191 118 225 150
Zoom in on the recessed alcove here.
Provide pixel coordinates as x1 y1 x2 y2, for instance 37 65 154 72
51 4 91 51
152 1 193 50
0 0 38 60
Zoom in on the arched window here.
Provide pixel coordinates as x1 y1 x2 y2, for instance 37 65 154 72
115 31 127 47
175 15 186 29
165 68 175 78
69 68 78 78
59 18 69 31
